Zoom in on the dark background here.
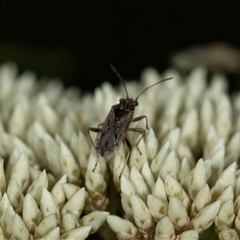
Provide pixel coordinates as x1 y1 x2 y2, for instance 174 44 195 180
0 1 240 92
0 2 239 240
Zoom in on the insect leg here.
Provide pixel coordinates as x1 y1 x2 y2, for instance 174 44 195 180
131 115 149 130
127 127 145 154
118 138 132 192
87 127 102 172
87 127 101 146
124 137 132 151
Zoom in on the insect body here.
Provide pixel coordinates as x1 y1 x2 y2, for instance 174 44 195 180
88 65 172 180
94 97 137 159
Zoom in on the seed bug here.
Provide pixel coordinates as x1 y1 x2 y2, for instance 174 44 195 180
88 65 172 188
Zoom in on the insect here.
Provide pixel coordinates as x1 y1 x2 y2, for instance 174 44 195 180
88 65 172 187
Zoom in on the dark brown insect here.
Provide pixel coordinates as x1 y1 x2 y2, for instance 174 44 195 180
88 65 172 187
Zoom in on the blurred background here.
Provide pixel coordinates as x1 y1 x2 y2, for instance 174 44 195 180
0 1 240 92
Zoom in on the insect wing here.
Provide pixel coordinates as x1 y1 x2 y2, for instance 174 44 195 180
95 107 117 159
114 108 134 144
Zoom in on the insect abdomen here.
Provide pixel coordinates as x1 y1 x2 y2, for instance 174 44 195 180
95 128 116 160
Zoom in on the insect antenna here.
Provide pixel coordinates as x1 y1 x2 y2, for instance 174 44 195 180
110 64 129 99
135 77 173 101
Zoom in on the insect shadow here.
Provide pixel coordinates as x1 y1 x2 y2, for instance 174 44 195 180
88 65 172 190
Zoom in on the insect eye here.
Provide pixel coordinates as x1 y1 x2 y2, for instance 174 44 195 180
119 98 124 103
135 101 138 106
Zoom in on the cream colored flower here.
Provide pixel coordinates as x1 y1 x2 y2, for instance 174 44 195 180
0 62 240 239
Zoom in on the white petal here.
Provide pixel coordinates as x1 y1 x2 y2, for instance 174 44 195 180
190 200 221 232
40 227 60 240
159 150 179 180
77 132 91 175
200 96 214 143
211 162 236 200
12 214 30 239
218 228 238 240
190 159 207 198
152 177 167 201
217 186 234 203
154 216 175 240
85 158 107 197
130 166 149 202
147 194 168 221
8 97 30 139
181 108 199 151
61 213 79 232
164 174 190 210
145 128 158 159
121 192 134 218
150 141 170 178
168 197 189 231
7 179 24 211
23 193 42 232
178 157 191 184
27 170 48 204
208 145 225 185
60 142 80 184
60 226 92 240
191 184 212 216
226 131 240 156
61 188 86 218
107 215 140 240
141 162 155 192
113 151 130 187
35 214 58 238
177 143 195 168
164 127 180 151
35 94 61 134
215 200 235 229
178 230 199 240
80 211 109 233
129 138 147 171
130 193 154 233
63 183 81 200
51 174 67 209
13 136 36 164
215 100 232 141
40 188 60 220
0 193 11 223
3 204 15 237
120 174 136 196
9 152 29 191
203 125 219 157
44 133 62 178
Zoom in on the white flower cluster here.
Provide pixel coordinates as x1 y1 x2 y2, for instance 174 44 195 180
0 62 240 240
